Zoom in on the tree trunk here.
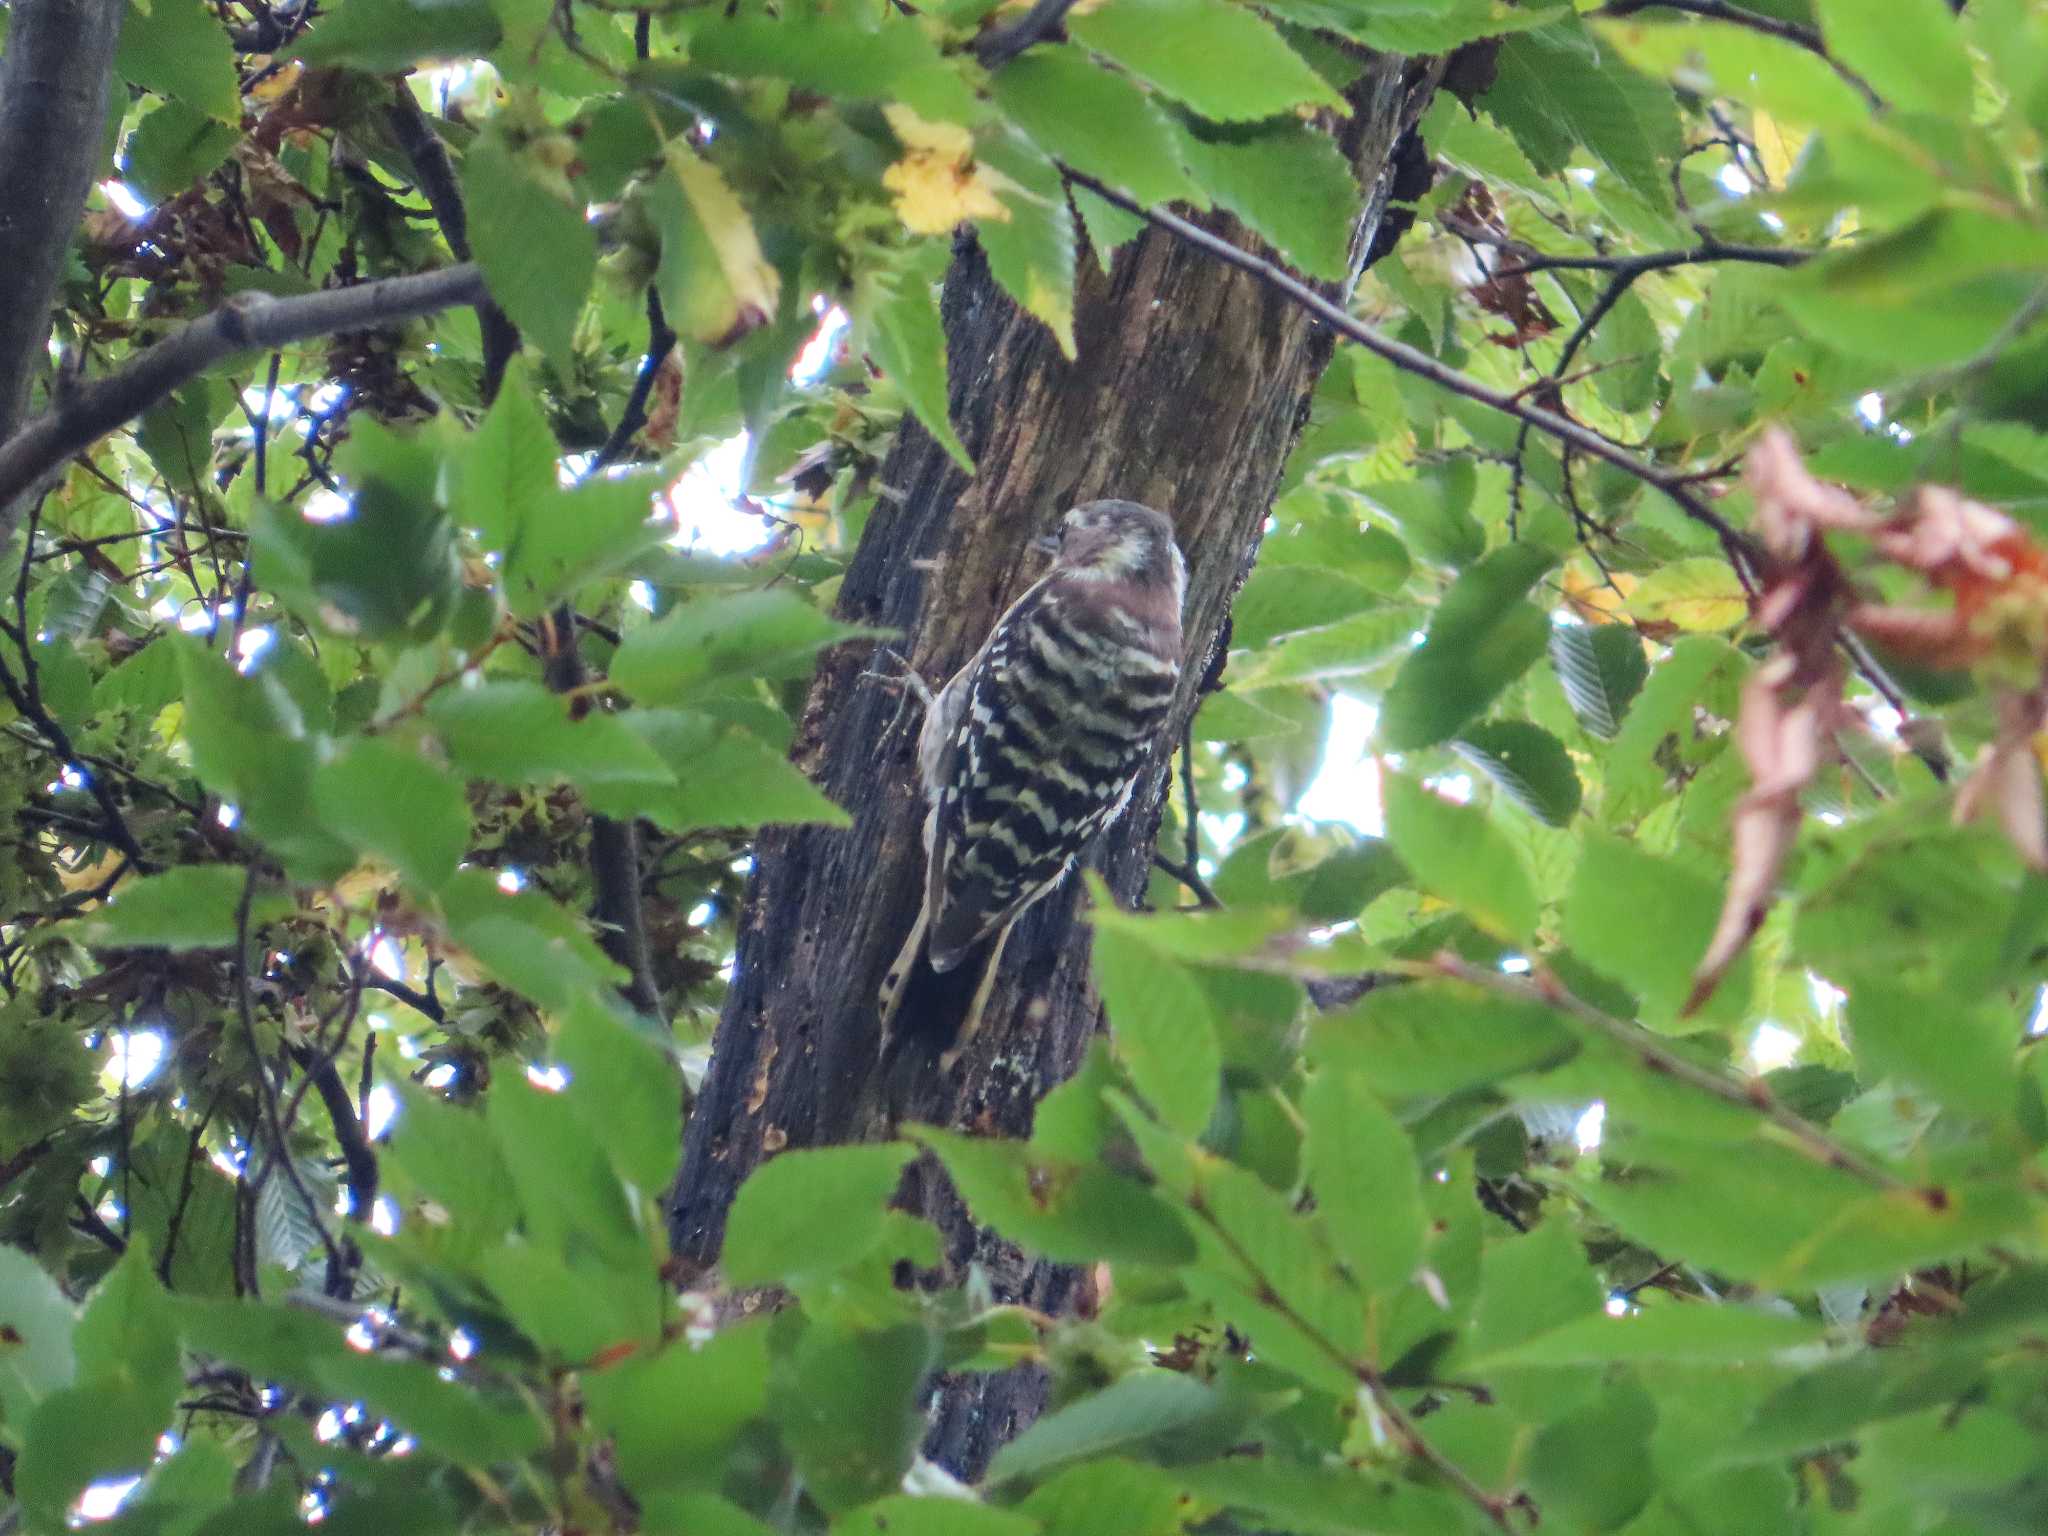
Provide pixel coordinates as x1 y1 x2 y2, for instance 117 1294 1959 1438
0 0 127 444
670 51 1440 1477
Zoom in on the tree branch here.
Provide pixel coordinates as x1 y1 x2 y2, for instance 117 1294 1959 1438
384 88 522 403
0 0 128 441
0 263 490 521
1062 172 1762 577
974 0 1081 68
1432 954 1922 1197
1490 239 1811 280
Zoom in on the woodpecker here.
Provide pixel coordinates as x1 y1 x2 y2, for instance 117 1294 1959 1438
879 499 1187 1063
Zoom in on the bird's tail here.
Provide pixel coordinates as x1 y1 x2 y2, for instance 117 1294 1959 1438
878 915 1007 1067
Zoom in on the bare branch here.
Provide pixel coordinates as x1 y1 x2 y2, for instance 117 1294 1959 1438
1062 172 1762 576
974 0 1081 68
0 263 490 522
0 0 127 440
1490 240 1811 280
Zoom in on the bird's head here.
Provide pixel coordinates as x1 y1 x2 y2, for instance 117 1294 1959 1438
1036 500 1186 603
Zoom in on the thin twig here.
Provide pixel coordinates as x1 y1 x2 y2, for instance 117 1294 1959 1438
1489 239 1810 281
1061 172 1762 579
1188 1190 1514 1530
585 289 677 476
1432 954 1925 1198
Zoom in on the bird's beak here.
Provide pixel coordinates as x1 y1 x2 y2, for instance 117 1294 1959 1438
1030 532 1060 557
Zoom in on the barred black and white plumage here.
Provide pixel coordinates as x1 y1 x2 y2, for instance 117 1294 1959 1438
880 500 1187 1060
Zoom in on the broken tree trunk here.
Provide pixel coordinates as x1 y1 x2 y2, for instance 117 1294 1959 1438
670 51 1439 1478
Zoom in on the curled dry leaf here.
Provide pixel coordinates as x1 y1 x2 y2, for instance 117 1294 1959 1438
1690 431 2048 1011
1687 432 1855 1015
1953 687 2048 870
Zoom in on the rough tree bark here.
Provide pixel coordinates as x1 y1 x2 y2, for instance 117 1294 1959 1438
670 51 1441 1476
0 0 128 443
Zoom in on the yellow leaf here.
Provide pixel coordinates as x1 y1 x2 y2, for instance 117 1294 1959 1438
1752 110 1804 186
881 104 1011 236
656 144 781 345
1561 563 1636 625
1625 557 1750 632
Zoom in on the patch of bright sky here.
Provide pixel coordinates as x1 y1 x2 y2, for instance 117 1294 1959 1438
106 1029 166 1091
1296 694 1383 832
1574 1101 1606 1153
1749 1020 1802 1072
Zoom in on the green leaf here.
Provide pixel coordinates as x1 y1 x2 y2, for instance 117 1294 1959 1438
117 0 237 121
316 1351 545 1464
1302 1069 1425 1295
1602 636 1747 825
1479 1303 1827 1367
1310 979 1578 1098
69 865 282 951
17 1245 181 1530
173 638 354 883
1069 0 1346 121
294 0 500 70
1488 19 1682 211
583 1325 772 1495
501 476 666 619
453 362 557 548
1842 985 2017 1124
1564 833 1750 1030
722 1143 917 1287
833 1497 1039 1536
427 681 677 793
992 45 1196 208
0 1244 76 1426
913 1128 1196 1267
1378 544 1554 751
73 1244 179 1398
1092 925 1220 1136
774 1322 935 1512
487 1075 646 1268
988 1371 1220 1486
1382 775 1540 944
438 866 625 1011
553 1001 684 1192
1264 0 1571 51
1173 115 1361 283
252 419 461 644
976 134 1079 357
1548 623 1647 739
594 711 849 833
1602 16 1873 132
313 736 470 891
1453 721 1582 826
681 15 972 117
462 135 596 364
1524 1375 1656 1531
649 143 782 348
1577 1141 2030 1290
1468 1217 1602 1360
123 100 238 202
861 253 973 472
383 1082 519 1250
610 590 882 704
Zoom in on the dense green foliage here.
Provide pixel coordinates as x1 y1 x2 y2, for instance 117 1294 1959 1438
8 0 2048 1532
